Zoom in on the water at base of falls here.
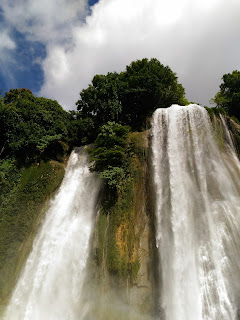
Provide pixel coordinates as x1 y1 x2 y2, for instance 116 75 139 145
4 147 101 320
152 105 240 320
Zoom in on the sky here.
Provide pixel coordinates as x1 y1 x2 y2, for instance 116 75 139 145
0 0 240 110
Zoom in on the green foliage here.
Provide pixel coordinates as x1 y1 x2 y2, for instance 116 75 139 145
66 111 95 147
230 116 240 124
76 73 122 132
76 58 187 132
119 58 187 128
3 88 33 104
89 122 130 186
0 159 20 207
99 167 125 189
213 70 240 120
36 134 63 151
96 132 148 282
205 106 227 120
0 89 69 161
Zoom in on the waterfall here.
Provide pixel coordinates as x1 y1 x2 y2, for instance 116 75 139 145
152 105 240 320
4 147 101 320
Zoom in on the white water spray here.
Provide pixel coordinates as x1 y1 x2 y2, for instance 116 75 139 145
4 147 101 320
152 105 240 320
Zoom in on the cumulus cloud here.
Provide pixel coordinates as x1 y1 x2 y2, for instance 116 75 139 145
37 0 240 109
0 0 87 92
0 29 16 52
1 0 88 43
2 0 240 109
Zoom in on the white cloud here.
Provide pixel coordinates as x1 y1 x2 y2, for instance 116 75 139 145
1 0 88 43
0 29 16 52
2 0 240 109
37 0 240 109
0 29 17 87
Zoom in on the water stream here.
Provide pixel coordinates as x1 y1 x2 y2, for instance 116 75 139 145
152 105 240 320
4 147 101 320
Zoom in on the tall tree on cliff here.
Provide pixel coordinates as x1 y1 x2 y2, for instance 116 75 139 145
76 58 187 133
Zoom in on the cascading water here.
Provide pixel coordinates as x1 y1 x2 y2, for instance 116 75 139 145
152 105 240 320
4 147 101 320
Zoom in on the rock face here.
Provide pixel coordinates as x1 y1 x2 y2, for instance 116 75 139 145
128 209 152 313
84 131 156 319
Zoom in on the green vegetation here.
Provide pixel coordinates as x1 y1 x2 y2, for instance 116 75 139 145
207 69 240 156
94 131 148 282
212 70 240 120
1 58 187 163
76 58 187 134
89 122 130 189
0 89 69 161
205 106 227 118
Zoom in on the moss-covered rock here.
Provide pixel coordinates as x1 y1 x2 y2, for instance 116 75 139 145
86 131 153 318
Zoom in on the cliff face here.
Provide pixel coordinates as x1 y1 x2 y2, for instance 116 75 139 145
0 159 65 310
84 131 155 319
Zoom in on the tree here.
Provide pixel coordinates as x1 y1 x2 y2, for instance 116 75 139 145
213 70 240 120
0 89 69 160
66 110 95 147
89 121 130 172
89 122 130 189
3 88 34 104
76 73 122 133
76 58 187 133
119 58 187 129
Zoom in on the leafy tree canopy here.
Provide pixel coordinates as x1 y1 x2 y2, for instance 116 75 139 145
213 70 240 120
89 121 130 172
76 72 123 133
89 122 130 189
0 89 69 161
1 59 188 163
119 58 187 127
76 58 187 132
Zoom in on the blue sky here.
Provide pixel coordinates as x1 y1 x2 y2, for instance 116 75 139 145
0 0 98 97
88 0 99 6
0 30 46 95
0 7 44 95
1 0 240 110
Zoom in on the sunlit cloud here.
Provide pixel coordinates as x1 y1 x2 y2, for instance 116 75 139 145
0 29 16 52
39 0 240 109
1 0 88 43
1 0 240 109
